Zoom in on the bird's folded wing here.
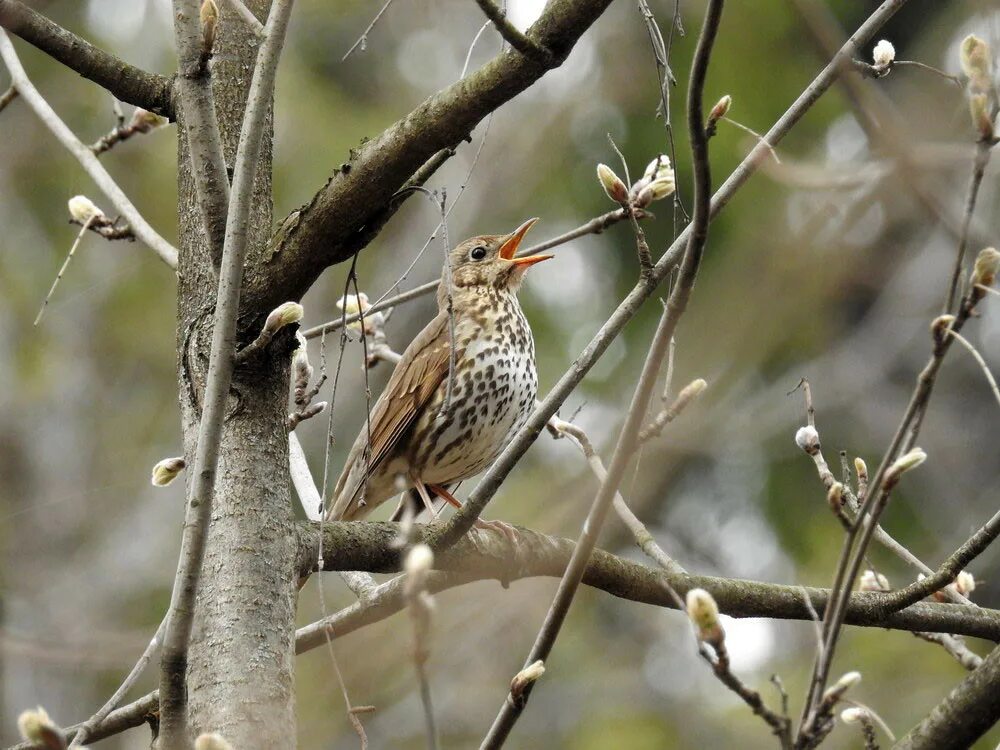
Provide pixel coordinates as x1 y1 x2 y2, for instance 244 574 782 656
326 312 453 520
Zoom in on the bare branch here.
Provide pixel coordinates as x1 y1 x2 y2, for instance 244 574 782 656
158 2 296 744
0 0 174 116
429 0 915 552
0 32 178 268
895 644 1000 750
301 207 641 341
472 0 554 63
944 142 992 313
0 82 15 112
171 0 231 268
297 521 1000 642
69 616 167 747
260 0 619 311
479 3 723 742
220 0 264 35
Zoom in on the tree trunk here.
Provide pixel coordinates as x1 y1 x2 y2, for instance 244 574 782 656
175 1 299 745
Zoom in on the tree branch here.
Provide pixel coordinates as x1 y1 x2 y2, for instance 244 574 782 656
157 2 296 745
472 0 554 62
0 0 174 117
257 0 614 310
480 4 723 739
431 0 914 553
171 0 231 268
894 644 1000 750
0 31 178 268
12 517 999 750
295 521 1000 642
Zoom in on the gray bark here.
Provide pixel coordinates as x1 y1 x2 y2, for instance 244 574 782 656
175 1 299 745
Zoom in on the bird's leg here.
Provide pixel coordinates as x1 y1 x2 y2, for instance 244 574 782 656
428 483 520 546
412 478 442 518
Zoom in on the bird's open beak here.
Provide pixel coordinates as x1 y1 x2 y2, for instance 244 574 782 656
499 218 550 267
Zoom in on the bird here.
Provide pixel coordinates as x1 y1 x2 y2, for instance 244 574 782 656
325 218 551 525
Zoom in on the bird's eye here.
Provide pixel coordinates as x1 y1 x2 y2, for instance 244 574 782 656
470 246 488 261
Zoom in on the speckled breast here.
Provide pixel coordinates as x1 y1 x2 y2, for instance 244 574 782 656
411 292 538 484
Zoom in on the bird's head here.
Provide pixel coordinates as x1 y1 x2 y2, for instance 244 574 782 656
443 218 551 296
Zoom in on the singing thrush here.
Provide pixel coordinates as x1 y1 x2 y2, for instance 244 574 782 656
325 218 551 522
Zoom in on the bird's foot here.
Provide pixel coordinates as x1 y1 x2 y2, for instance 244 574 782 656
473 517 520 547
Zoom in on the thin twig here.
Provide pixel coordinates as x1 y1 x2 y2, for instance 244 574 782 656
945 328 1000 409
547 415 686 575
157 2 296 745
798 271 992 739
171 0 231 268
0 82 15 112
69 616 167 747
0 33 177 268
302 208 641 340
721 116 781 163
944 142 992 313
342 0 396 61
472 0 553 63
478 3 724 744
893 59 962 86
220 0 263 34
33 215 95 326
431 0 916 552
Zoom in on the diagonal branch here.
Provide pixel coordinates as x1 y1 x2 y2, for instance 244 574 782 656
895 644 1000 750
430 0 915 553
0 0 174 116
256 0 615 311
0 31 178 268
478 2 724 743
472 0 554 62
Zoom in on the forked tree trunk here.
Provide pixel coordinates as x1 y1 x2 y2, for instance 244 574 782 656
175 1 299 744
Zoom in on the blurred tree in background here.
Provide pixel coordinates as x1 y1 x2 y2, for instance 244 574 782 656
2 0 1000 748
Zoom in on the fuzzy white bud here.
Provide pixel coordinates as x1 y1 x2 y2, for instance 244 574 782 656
955 570 976 596
822 671 862 704
17 706 59 744
129 107 167 133
884 447 927 488
795 425 820 454
841 706 870 724
596 163 629 203
872 40 895 67
336 292 371 315
151 457 186 487
405 543 434 578
972 247 1000 288
632 155 676 207
68 195 104 225
264 302 304 333
859 570 890 592
708 95 732 122
960 35 991 82
510 660 546 698
686 588 723 645
827 482 843 513
854 457 868 482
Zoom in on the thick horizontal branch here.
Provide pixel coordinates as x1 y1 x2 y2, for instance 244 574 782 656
0 0 174 117
257 0 612 310
295 521 1000 642
13 516 994 750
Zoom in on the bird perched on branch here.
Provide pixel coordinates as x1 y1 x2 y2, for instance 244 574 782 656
325 218 551 525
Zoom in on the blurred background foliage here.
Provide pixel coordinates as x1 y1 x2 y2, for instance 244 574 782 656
2 0 1000 747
